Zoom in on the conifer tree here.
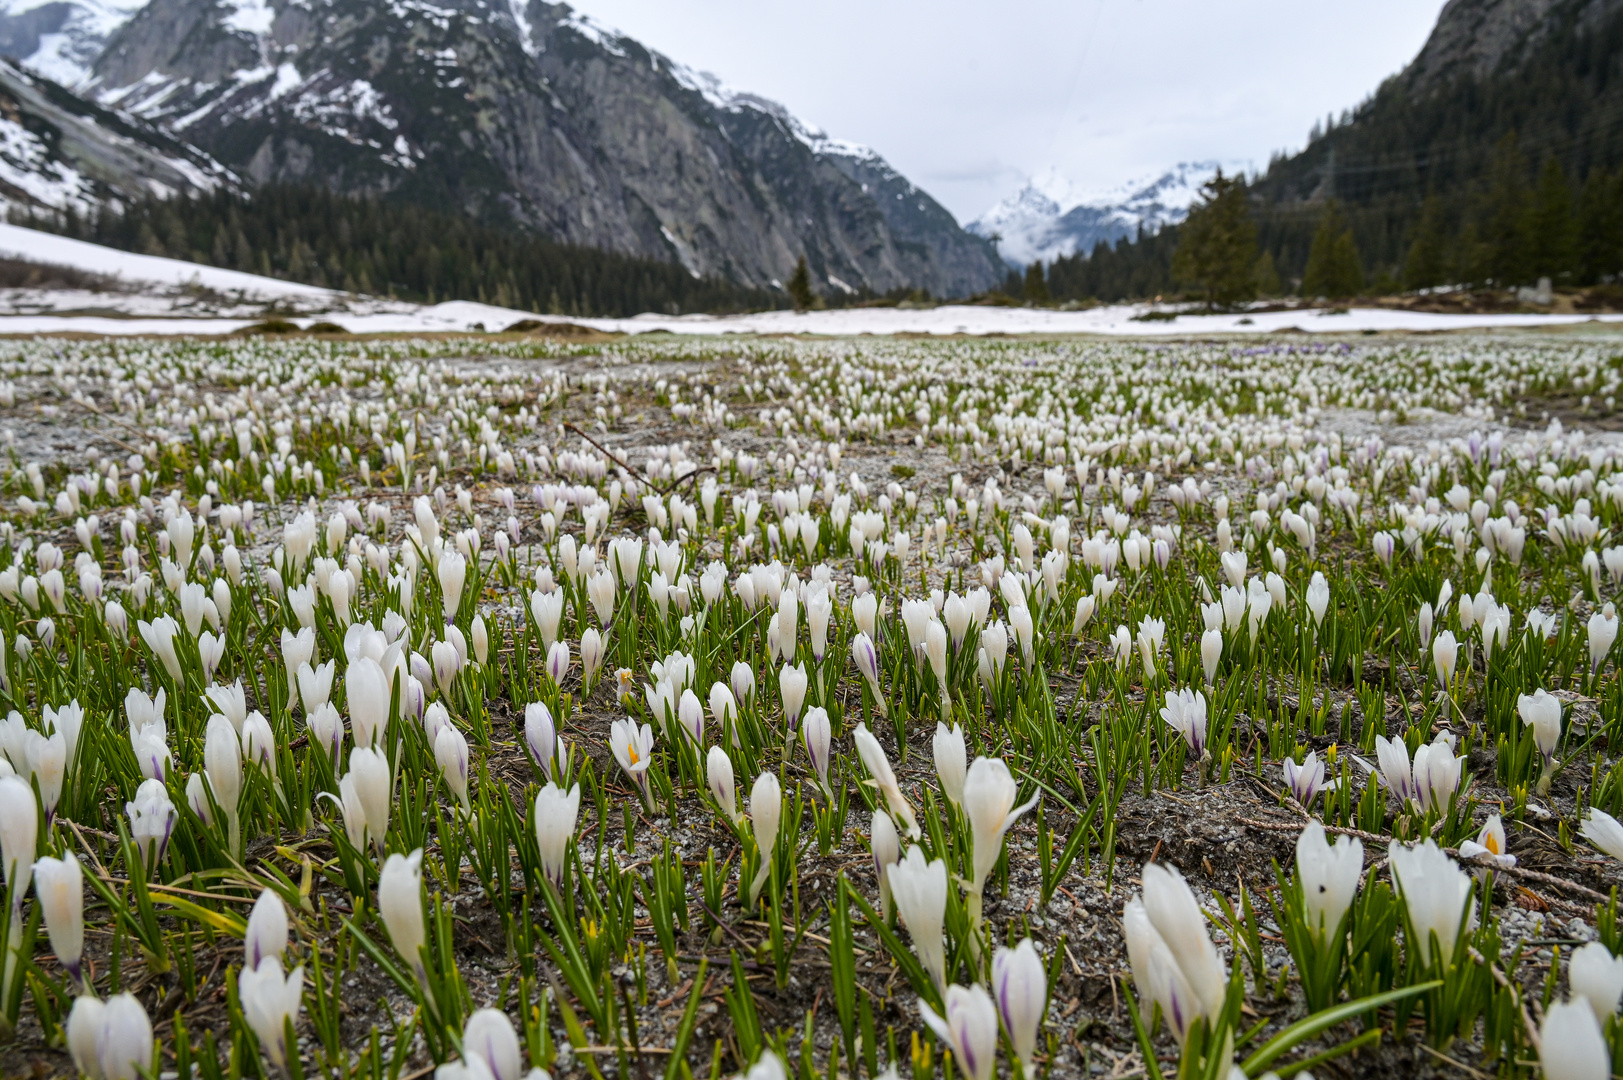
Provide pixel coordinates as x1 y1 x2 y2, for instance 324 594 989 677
1301 201 1364 298
1170 169 1257 309
1251 250 1281 296
1528 155 1577 280
1403 194 1449 291
1578 168 1623 283
788 256 815 312
1023 260 1049 303
1483 134 1532 285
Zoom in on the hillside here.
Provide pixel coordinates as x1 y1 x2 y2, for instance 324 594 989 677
68 0 1002 298
1249 0 1623 287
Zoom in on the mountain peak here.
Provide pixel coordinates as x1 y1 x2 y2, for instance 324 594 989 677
969 161 1240 267
24 0 1001 295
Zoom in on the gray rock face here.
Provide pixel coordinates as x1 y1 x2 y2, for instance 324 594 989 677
1402 0 1623 91
81 0 1003 295
0 56 229 215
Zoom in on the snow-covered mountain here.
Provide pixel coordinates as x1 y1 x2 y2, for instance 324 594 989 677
970 162 1242 267
0 55 228 217
0 0 144 86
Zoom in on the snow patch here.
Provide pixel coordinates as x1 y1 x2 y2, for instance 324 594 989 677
0 116 95 216
218 0 274 36
267 62 301 99
507 0 535 56
561 10 627 56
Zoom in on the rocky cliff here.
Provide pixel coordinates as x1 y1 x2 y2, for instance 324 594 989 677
77 0 1002 296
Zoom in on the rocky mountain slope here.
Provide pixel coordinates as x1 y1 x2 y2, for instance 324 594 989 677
968 163 1228 268
0 54 227 216
57 0 1001 296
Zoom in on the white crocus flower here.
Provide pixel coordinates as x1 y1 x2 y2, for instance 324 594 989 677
1295 822 1361 941
852 722 919 839
1389 839 1474 963
962 757 1039 921
886 846 947 991
919 984 998 1080
1123 862 1227 1045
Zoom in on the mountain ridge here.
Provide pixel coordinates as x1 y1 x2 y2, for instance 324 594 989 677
968 162 1238 268
47 0 1000 296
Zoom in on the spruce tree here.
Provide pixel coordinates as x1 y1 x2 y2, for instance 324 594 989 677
1301 201 1364 299
1170 169 1257 309
1251 250 1281 296
1528 155 1577 281
1403 194 1449 291
787 256 815 312
1578 168 1623 283
1483 134 1531 285
1024 260 1050 303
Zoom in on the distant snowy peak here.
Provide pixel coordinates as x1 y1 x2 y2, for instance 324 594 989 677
970 161 1245 267
0 0 145 87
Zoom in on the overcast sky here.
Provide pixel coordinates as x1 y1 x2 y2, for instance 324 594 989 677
566 0 1450 223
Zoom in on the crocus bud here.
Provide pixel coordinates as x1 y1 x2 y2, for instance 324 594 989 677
802 707 832 796
1583 807 1623 862
438 550 467 621
0 774 39 898
932 722 966 808
97 992 154 1080
1432 629 1459 685
545 640 570 686
851 632 886 714
346 656 391 748
471 614 489 665
869 810 901 919
1295 822 1361 940
1541 998 1610 1080
746 771 782 907
853 722 918 838
239 955 304 1067
524 702 556 779
66 996 105 1078
33 852 83 986
887 846 947 990
924 619 949 704
379 849 427 980
1306 571 1329 627
245 888 288 970
580 628 606 692
730 660 755 706
1591 603 1619 674
1200 628 1222 686
992 939 1046 1074
435 724 471 811
706 745 741 826
920 984 998 1080
346 747 392 856
678 688 704 746
708 683 738 746
462 1007 525 1080
1571 941 1623 1026
534 781 581 887
778 662 808 735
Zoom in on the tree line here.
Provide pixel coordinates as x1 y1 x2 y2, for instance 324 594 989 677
1013 0 1623 306
11 185 784 318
